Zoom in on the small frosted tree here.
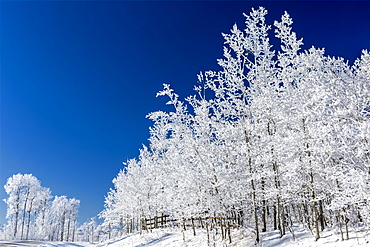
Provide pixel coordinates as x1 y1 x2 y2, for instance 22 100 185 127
3 174 42 240
2 174 80 241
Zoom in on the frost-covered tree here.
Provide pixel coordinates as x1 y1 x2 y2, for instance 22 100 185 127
77 217 101 243
2 174 80 241
3 174 42 239
46 196 80 241
32 187 52 239
101 6 370 244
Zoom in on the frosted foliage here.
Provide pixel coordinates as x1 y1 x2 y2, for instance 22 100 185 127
1 174 79 241
100 7 369 244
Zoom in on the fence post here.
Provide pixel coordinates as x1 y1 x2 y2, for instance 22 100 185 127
206 221 210 246
191 217 196 236
182 219 186 242
199 216 204 228
161 213 164 228
220 216 225 240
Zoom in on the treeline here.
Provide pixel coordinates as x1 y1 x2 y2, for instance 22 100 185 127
1 174 80 241
100 7 370 243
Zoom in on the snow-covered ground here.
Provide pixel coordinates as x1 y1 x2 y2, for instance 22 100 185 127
96 225 370 247
1 226 369 247
0 240 96 246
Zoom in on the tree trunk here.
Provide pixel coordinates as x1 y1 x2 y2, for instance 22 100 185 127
13 190 21 239
343 208 349 240
26 211 31 240
121 216 125 235
244 127 259 243
251 179 259 243
108 223 111 239
14 211 19 239
281 205 286 236
66 218 71 241
261 179 267 232
337 213 344 241
21 189 30 239
248 156 259 242
319 200 325 231
273 205 277 230
303 118 320 241
26 197 34 240
273 161 284 237
345 216 349 240
227 220 232 244
297 204 304 224
277 196 284 237
312 202 320 241
72 221 76 242
60 213 66 241
303 202 311 230
41 200 47 228
310 172 320 241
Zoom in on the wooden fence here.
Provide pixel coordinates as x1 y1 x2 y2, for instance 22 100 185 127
141 211 242 243
141 210 242 231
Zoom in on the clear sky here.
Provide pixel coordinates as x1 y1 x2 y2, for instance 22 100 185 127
1 0 369 225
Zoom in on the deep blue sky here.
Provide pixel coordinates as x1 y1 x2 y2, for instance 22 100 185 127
1 1 369 225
